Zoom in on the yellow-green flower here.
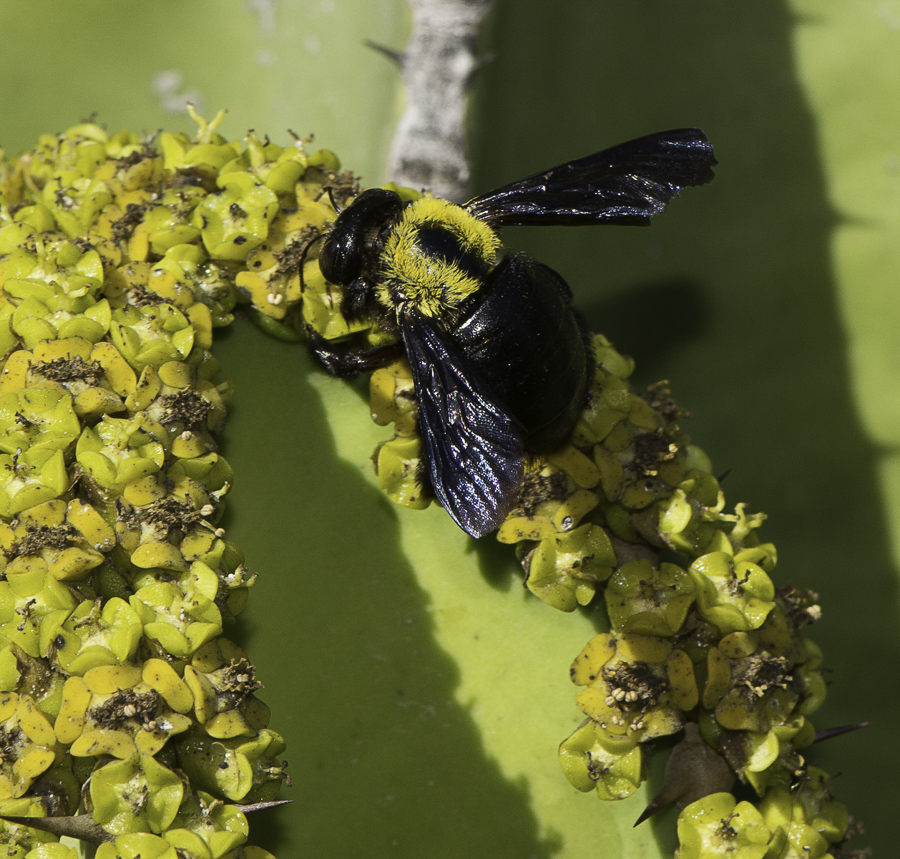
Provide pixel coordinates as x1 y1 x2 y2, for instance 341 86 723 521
372 433 430 512
0 385 81 459
759 767 849 850
698 707 814 794
570 632 698 742
108 304 194 372
688 550 776 634
656 470 727 556
0 498 114 583
2 237 112 346
115 494 206 574
22 839 81 859
175 728 287 803
676 792 772 859
54 598 143 675
76 413 168 496
0 645 66 720
0 692 58 799
55 661 192 759
184 639 269 740
521 523 616 611
128 563 223 659
164 789 249 859
497 462 599 545
605 558 696 636
0 337 137 423
558 718 643 801
96 834 178 859
0 448 69 519
192 172 279 263
0 566 76 659
88 752 184 836
0 815 59 859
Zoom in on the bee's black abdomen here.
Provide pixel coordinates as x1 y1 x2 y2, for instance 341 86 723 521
454 254 591 451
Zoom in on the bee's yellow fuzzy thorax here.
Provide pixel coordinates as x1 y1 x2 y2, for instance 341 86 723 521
378 197 501 319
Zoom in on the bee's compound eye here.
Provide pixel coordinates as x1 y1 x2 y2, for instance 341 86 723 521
319 231 355 284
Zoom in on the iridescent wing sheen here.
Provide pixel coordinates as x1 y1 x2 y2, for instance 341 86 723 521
400 310 525 538
465 128 716 227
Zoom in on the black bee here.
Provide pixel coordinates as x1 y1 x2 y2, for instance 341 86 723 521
312 128 716 538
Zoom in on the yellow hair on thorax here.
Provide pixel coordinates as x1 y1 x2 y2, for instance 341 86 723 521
379 197 501 319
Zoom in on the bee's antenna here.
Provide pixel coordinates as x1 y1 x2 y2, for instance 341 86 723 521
326 185 341 214
313 184 343 215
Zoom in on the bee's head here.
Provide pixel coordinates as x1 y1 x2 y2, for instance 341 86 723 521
319 188 405 286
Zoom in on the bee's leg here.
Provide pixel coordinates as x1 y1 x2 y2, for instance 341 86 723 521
305 324 404 378
341 277 380 322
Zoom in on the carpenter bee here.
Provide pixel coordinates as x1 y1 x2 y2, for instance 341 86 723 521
312 128 716 538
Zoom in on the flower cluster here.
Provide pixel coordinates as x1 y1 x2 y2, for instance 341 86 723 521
0 110 355 857
368 256 857 854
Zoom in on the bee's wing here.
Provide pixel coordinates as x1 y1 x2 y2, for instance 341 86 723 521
400 310 525 538
465 128 716 227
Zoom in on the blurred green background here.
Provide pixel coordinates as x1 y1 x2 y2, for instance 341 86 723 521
0 1 896 856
